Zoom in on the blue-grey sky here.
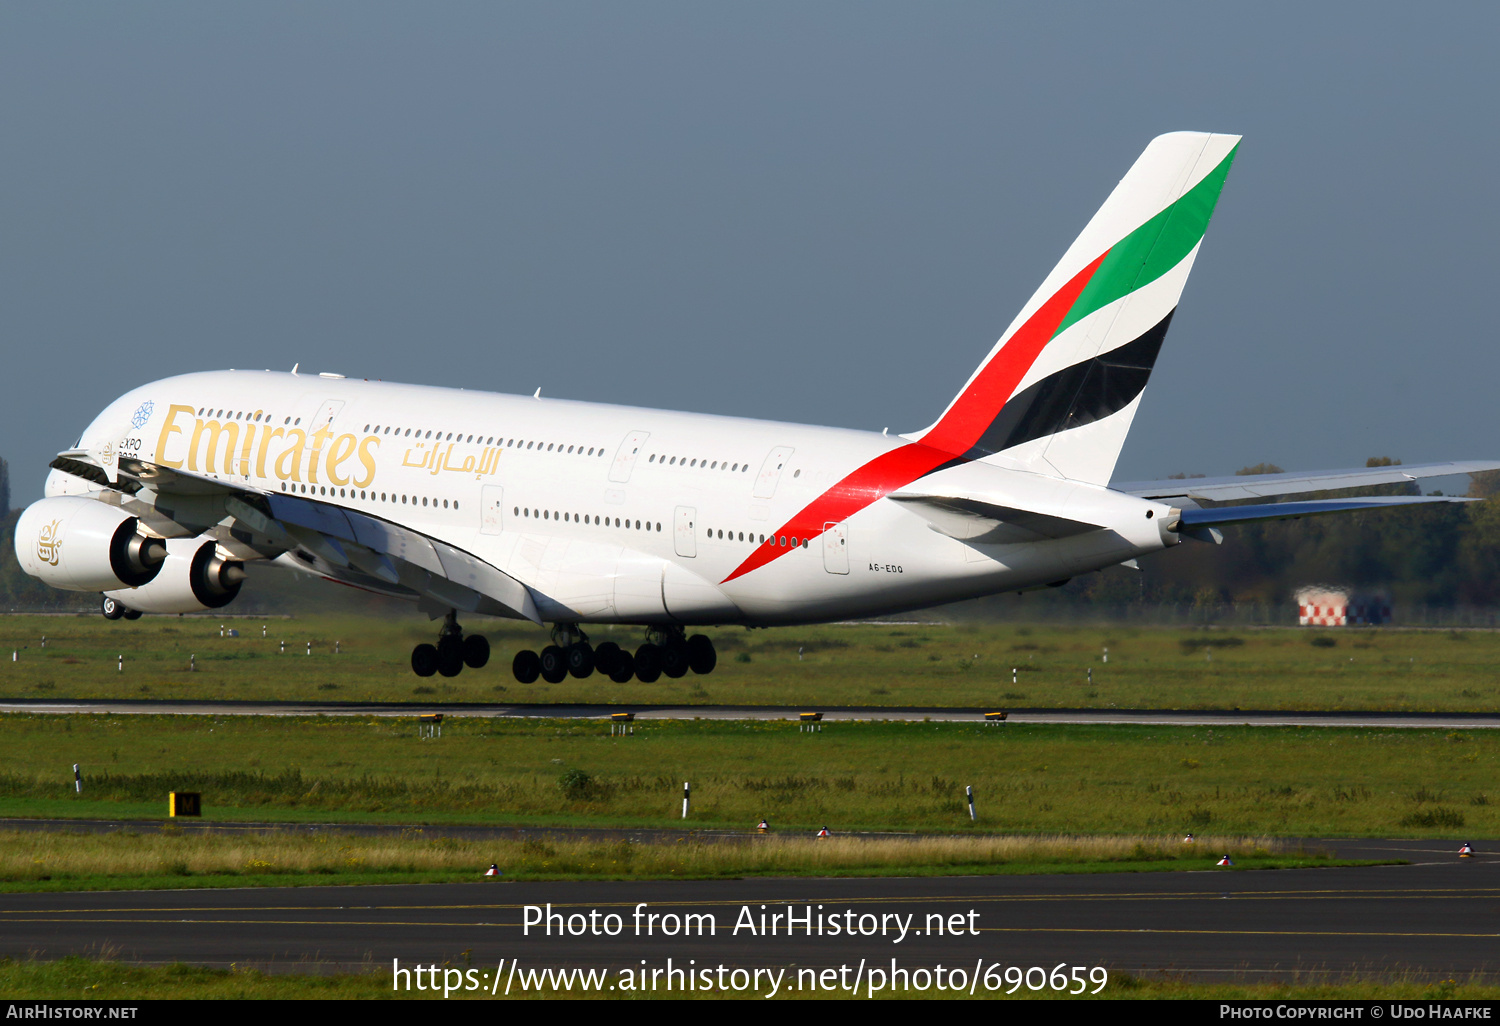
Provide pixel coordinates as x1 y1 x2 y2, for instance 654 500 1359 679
3 3 1496 502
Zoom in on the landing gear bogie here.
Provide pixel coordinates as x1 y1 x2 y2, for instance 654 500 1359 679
506 626 718 684
408 610 488 678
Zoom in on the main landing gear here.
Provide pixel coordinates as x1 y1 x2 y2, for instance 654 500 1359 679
411 611 490 678
511 625 716 685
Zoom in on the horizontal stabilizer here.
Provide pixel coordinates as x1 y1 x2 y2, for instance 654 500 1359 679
1117 461 1500 502
1177 495 1472 530
888 493 1103 544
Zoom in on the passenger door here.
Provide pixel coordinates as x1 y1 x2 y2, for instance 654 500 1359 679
674 506 697 558
609 430 651 483
753 446 795 499
480 485 505 536
822 521 849 574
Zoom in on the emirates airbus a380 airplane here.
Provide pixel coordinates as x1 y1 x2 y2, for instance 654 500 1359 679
15 132 1495 683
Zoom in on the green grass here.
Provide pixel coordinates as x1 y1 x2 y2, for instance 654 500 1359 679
4 957 1497 999
1 828 1363 893
4 614 1500 711
0 714 1493 836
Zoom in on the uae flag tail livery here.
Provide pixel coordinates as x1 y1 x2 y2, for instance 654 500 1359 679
14 132 1497 680
914 131 1239 486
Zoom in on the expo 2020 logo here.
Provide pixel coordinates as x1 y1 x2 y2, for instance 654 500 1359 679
129 401 155 430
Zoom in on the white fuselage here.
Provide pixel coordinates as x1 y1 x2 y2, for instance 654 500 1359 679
57 370 1179 625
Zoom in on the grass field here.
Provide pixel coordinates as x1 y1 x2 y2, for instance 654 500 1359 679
4 614 1500 711
3 957 1495 999
3 829 1346 893
0 714 1492 836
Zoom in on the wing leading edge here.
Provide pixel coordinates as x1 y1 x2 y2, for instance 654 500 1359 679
56 451 542 624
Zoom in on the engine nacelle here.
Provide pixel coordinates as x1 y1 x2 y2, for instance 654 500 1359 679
14 496 166 592
105 537 247 613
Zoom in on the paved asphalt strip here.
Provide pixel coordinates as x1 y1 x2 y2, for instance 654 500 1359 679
0 855 1494 983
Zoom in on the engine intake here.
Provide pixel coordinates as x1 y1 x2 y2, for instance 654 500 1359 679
14 496 166 591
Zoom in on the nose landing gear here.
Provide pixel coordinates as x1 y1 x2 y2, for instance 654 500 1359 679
410 611 489 677
101 596 143 621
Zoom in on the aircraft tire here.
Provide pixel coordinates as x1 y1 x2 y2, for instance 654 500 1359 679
437 648 464 677
411 643 439 677
463 634 490 669
101 596 125 621
512 649 541 684
634 643 663 683
662 641 690 679
566 642 595 679
593 641 621 676
608 649 634 683
539 645 568 684
687 634 716 675
123 609 142 620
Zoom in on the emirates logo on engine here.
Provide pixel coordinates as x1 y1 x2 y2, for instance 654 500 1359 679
36 520 62 567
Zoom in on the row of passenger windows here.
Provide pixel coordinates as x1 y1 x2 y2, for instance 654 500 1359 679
186 406 611 462
514 507 661 531
198 407 293 425
648 454 749 472
365 424 606 457
506 505 812 550
280 480 459 510
705 527 810 548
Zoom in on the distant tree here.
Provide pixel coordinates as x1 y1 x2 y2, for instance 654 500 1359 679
1468 470 1500 499
0 457 9 515
1235 462 1285 476
1365 456 1403 468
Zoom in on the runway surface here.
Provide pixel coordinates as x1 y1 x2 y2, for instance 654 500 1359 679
2 853 1494 983
4 697 1499 729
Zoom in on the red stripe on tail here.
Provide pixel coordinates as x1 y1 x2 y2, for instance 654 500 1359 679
721 249 1108 584
920 250 1108 456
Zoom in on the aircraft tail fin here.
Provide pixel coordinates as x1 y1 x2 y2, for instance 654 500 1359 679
911 131 1240 485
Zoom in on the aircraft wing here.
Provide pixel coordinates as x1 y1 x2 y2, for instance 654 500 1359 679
1176 494 1474 529
49 450 542 624
1112 461 1500 502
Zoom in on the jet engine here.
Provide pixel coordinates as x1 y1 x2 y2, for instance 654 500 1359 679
104 537 247 613
14 496 166 591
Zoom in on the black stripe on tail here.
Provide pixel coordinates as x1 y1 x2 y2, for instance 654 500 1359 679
962 308 1175 460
